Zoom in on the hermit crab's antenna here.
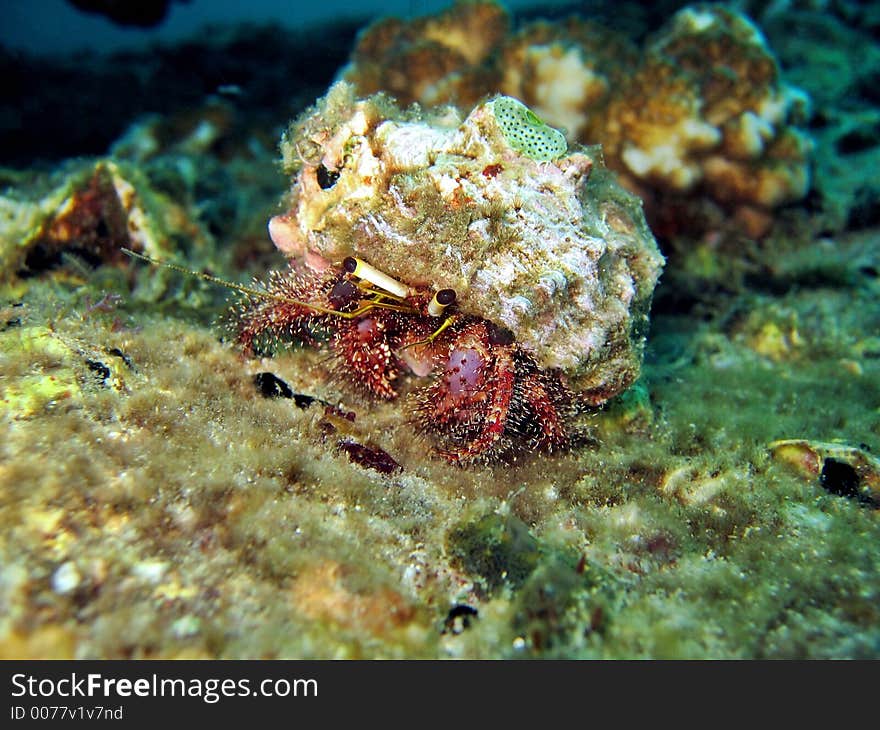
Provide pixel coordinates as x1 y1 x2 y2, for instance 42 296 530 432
120 248 278 302
120 248 417 318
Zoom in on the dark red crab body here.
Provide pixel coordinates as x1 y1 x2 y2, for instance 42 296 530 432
233 257 578 465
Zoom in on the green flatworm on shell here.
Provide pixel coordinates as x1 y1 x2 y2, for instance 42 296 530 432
490 96 568 161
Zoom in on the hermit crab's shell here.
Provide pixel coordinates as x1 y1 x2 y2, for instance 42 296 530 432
270 83 664 403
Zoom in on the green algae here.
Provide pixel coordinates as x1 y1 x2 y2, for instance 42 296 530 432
446 512 540 593
511 554 617 657
0 326 82 418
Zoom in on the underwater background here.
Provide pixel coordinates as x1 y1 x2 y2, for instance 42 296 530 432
0 0 878 658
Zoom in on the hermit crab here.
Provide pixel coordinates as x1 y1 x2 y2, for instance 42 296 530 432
123 86 663 464
126 248 579 464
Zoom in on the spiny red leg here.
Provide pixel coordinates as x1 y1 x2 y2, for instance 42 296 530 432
511 367 571 452
412 333 575 464
418 343 517 465
236 299 323 355
410 332 494 450
331 315 401 399
234 268 334 355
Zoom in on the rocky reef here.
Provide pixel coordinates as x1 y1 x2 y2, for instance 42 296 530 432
0 159 208 288
0 0 879 659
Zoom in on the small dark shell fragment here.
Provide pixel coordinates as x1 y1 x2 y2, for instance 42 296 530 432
107 347 134 370
442 604 478 634
769 439 880 508
293 392 317 409
253 371 293 399
85 359 111 384
337 439 402 474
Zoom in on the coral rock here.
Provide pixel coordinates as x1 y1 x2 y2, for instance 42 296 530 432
498 18 637 144
591 5 812 217
769 439 880 508
343 0 508 109
0 158 212 287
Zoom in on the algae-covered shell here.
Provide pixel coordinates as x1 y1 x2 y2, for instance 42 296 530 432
769 439 880 508
270 82 664 403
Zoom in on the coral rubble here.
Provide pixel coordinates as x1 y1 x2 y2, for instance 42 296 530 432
0 159 199 283
497 18 637 144
344 0 509 109
591 5 812 236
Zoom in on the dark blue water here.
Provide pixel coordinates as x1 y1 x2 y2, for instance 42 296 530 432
1 0 563 55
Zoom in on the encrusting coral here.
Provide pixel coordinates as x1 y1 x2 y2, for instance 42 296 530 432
497 17 638 145
587 5 812 236
344 0 509 109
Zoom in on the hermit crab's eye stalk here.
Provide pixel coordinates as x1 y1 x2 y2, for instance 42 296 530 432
342 256 410 298
428 288 456 317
